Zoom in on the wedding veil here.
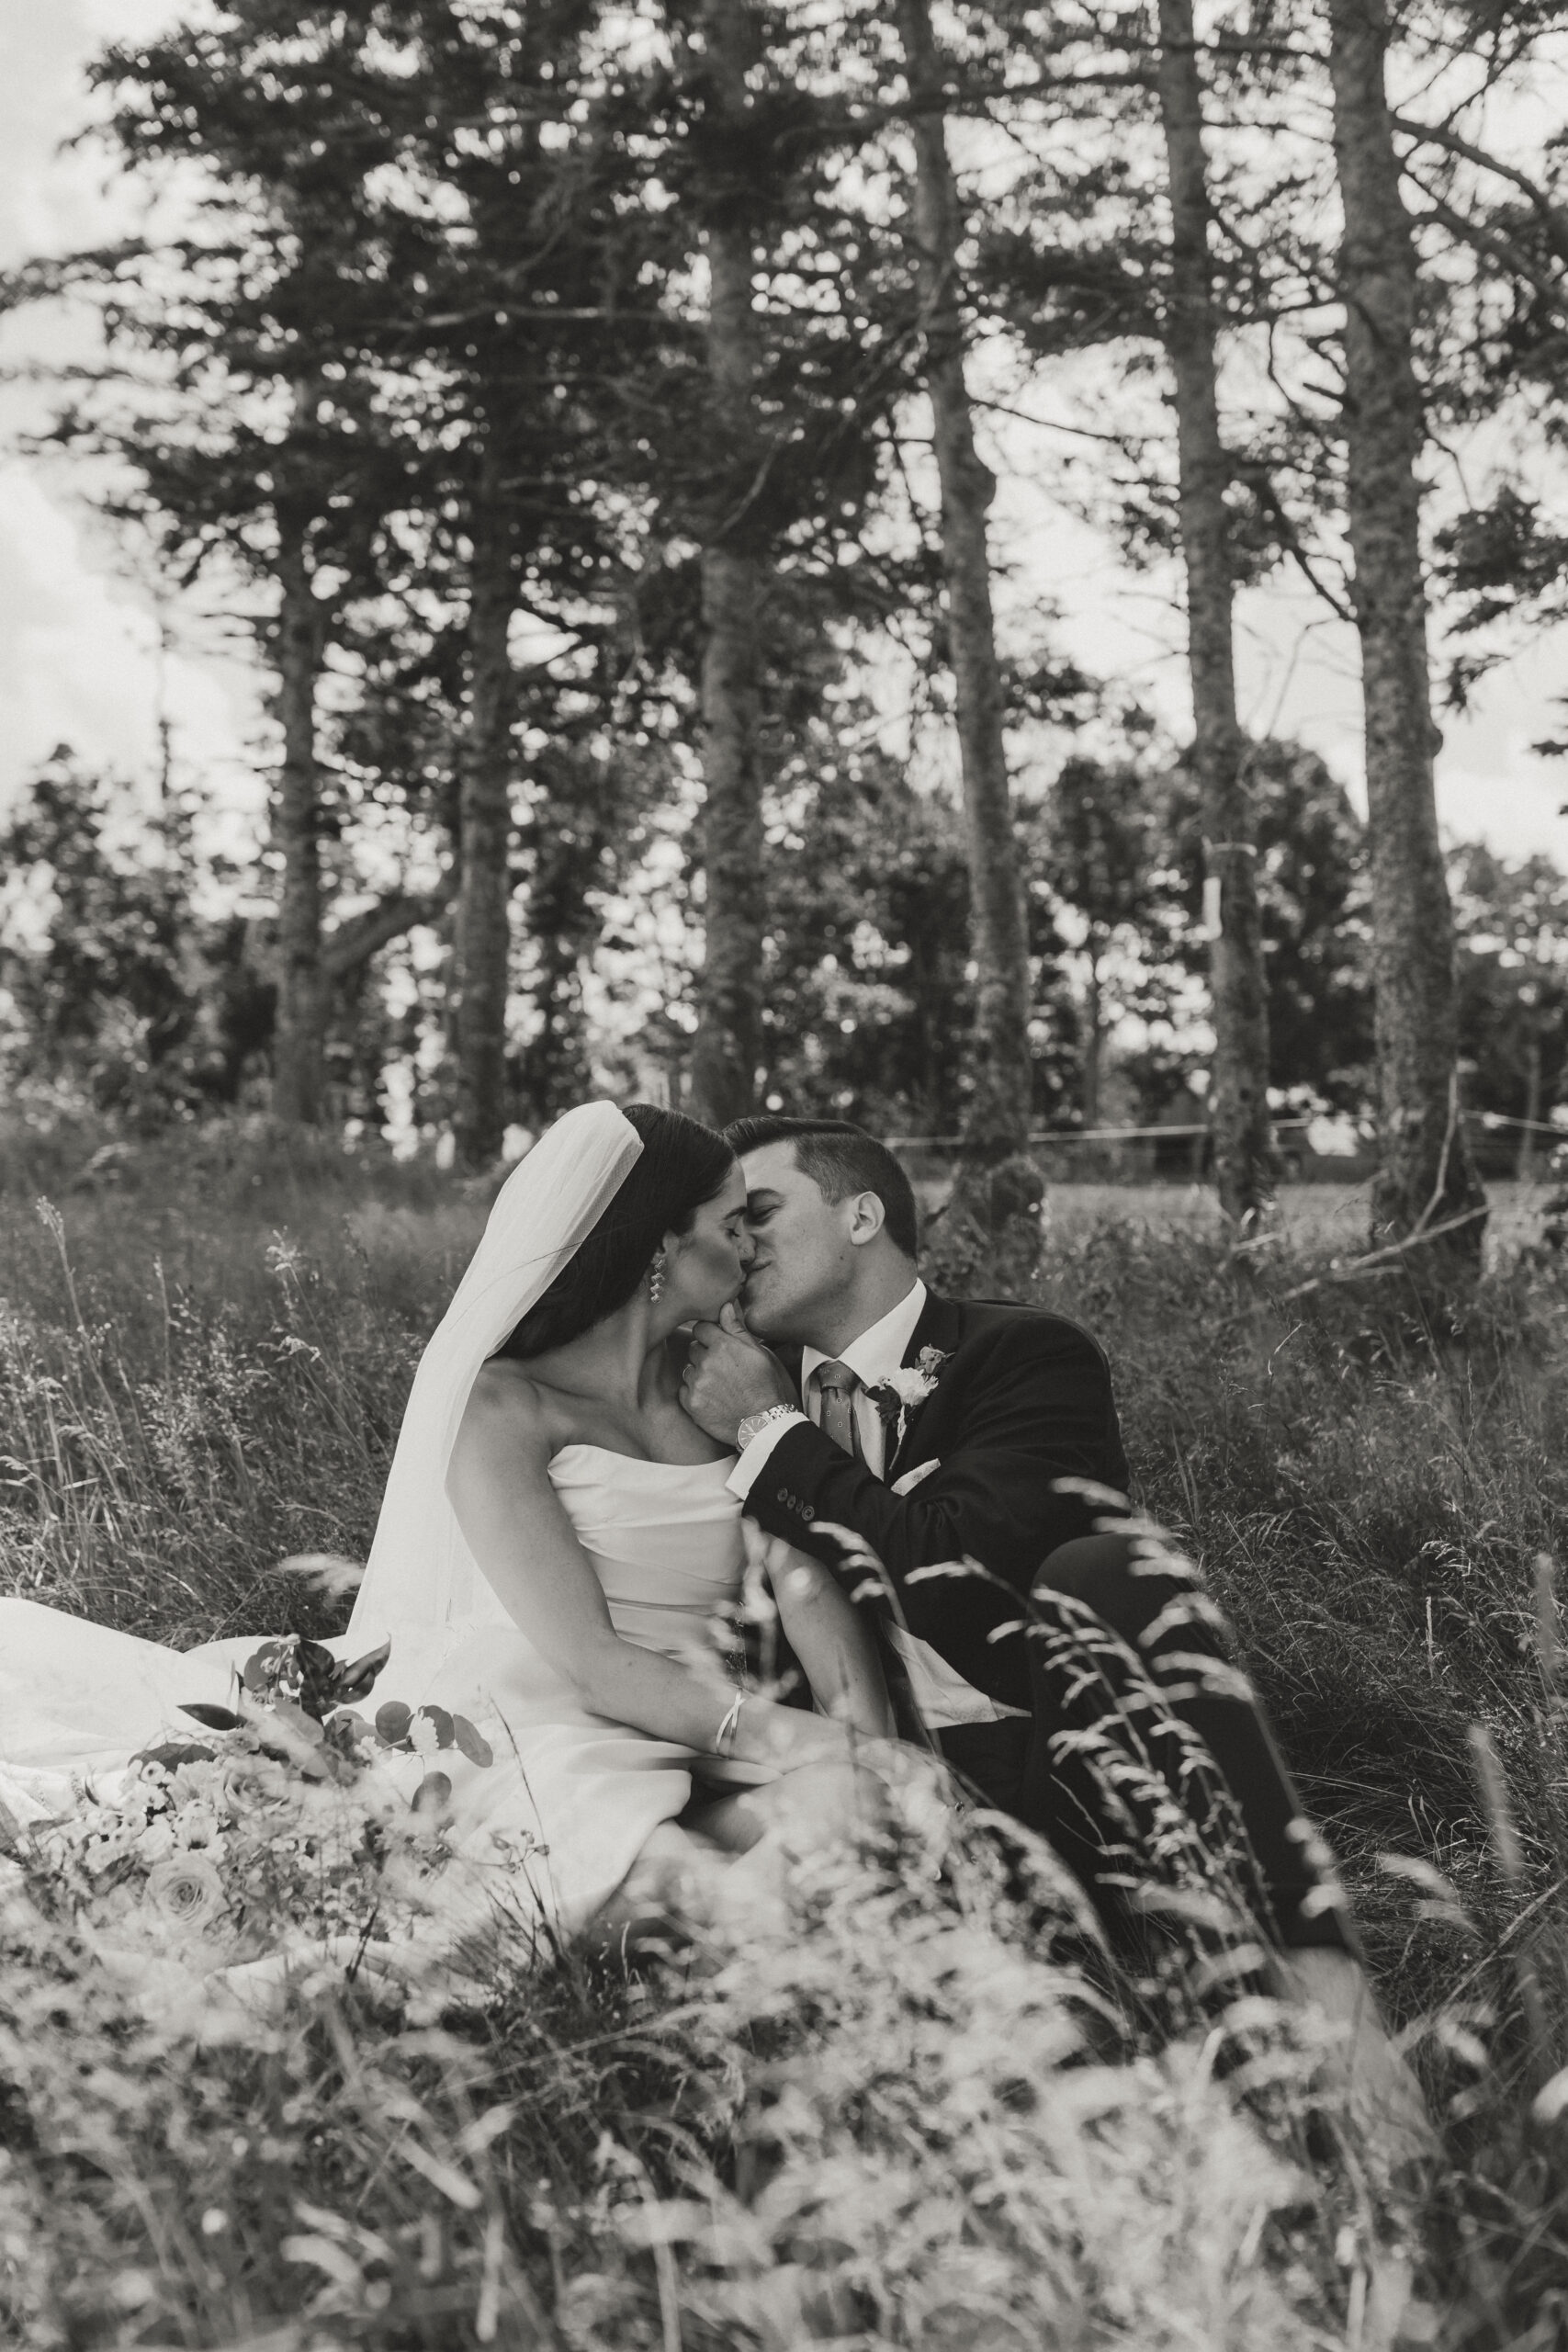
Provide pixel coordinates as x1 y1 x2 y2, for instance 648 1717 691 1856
347 1101 644 1637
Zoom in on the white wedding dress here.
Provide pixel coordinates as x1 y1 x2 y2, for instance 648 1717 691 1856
0 1445 742 1933
0 1104 752 1941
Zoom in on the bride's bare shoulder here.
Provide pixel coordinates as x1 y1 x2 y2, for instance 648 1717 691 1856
458 1358 553 1453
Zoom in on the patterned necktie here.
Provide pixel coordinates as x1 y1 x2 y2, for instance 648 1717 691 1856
812 1359 863 1462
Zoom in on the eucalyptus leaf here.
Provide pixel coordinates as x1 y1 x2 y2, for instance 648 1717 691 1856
333 1638 390 1701
271 1696 326 1747
132 1741 217 1770
452 1714 493 1768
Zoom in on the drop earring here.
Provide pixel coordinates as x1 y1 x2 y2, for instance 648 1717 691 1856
648 1251 666 1305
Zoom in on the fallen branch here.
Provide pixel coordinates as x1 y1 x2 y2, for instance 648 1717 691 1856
1259 1204 1489 1310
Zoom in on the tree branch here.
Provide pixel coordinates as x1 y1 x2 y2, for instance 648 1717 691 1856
321 877 456 983
1404 182 1568 323
1393 113 1568 260
971 394 1155 452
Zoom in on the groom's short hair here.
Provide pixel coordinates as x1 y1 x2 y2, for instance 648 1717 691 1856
724 1115 919 1260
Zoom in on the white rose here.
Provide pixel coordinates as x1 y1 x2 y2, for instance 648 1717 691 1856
138 1819 176 1863
142 1855 227 1936
220 1758 293 1818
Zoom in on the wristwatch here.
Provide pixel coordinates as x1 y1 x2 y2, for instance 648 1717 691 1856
735 1403 800 1452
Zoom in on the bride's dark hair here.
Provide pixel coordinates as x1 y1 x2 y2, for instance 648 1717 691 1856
492 1103 735 1361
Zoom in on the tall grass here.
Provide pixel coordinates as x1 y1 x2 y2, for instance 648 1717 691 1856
1011 1212 1568 2342
5 1124 1568 2344
0 1124 482 1643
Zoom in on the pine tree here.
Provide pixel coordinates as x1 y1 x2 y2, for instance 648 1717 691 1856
1153 0 1276 1227
1325 0 1485 1257
641 0 917 1124
689 0 769 1127
895 0 1036 1204
452 446 517 1167
272 435 331 1125
57 6 443 1125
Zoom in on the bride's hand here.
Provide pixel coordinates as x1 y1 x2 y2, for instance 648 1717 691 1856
747 1525 900 1746
727 1693 862 1773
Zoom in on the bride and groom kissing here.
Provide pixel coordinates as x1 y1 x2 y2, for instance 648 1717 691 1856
0 1097 1427 2161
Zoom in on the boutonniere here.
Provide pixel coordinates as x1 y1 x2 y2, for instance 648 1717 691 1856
863 1347 952 1453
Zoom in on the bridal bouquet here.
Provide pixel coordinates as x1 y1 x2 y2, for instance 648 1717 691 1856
8 1634 503 2018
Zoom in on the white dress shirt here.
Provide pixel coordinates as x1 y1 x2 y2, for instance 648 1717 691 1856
727 1277 1022 1728
800 1277 930 1476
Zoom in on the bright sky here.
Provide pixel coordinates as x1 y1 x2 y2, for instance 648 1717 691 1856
2 4 1565 865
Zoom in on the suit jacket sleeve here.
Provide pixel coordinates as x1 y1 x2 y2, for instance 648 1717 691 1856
742 1317 1128 1658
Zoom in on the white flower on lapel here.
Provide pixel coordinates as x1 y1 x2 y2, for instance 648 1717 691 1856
865 1347 952 1455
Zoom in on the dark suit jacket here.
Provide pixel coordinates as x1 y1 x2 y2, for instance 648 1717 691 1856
742 1291 1130 1712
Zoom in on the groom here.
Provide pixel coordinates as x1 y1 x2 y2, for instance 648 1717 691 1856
680 1115 1375 1980
681 1118 1438 2167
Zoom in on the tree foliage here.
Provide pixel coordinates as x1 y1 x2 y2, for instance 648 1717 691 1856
3 0 1562 1185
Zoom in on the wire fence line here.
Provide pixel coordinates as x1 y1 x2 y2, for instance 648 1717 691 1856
886 1108 1565 1189
887 1112 1563 1150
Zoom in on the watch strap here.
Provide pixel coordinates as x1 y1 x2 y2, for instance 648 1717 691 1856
735 1403 800 1452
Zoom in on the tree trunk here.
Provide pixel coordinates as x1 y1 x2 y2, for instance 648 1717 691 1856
896 0 1034 1180
1518 1024 1543 1181
452 448 516 1172
690 0 766 1130
271 510 326 1126
1326 0 1485 1260
1082 954 1102 1130
1155 0 1277 1230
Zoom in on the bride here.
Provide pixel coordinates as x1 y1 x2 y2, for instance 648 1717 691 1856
0 1101 900 1945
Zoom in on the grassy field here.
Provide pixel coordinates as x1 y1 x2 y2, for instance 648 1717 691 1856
4 1122 1568 2346
1042 1177 1551 1261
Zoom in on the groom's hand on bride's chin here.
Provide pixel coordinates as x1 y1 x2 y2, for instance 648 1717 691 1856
682 1302 796 1444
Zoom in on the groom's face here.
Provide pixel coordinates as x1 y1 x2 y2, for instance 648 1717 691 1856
737 1141 854 1342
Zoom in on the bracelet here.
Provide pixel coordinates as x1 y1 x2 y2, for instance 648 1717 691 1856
714 1690 747 1756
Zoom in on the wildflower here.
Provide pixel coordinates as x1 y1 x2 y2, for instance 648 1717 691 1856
138 1819 176 1863
166 1760 222 1807
83 1834 124 1879
265 1236 304 1281
142 1855 226 1935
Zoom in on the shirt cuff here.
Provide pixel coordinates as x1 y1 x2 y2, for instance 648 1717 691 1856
726 1409 810 1499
